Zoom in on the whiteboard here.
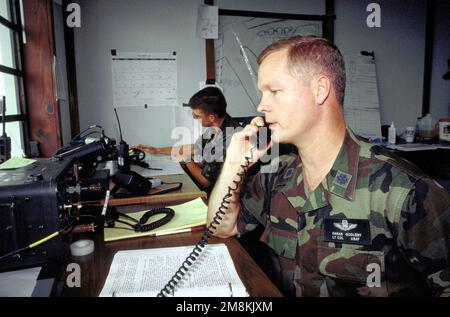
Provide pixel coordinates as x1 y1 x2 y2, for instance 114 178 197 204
215 16 322 117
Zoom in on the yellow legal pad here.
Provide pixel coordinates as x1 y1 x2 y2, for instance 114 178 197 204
0 157 36 169
104 197 207 242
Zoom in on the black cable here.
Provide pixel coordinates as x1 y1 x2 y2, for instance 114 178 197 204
114 108 124 142
157 148 255 297
105 208 175 232
78 130 103 140
135 208 174 232
150 182 182 195
161 181 183 186
72 125 104 143
0 219 77 261
129 148 146 162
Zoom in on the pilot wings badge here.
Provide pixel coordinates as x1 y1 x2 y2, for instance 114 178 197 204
333 219 357 231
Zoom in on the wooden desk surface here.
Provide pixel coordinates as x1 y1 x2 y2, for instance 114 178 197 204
60 231 282 297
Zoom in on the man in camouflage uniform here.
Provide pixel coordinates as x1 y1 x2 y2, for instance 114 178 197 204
138 87 241 194
207 35 450 296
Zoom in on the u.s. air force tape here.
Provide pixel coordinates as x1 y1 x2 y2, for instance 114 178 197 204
70 239 95 257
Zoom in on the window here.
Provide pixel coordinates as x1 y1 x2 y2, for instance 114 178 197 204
0 0 27 158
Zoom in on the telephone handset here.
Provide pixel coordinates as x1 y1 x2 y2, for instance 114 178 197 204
255 118 271 148
157 117 268 297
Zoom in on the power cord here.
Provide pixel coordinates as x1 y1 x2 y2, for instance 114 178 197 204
0 218 77 261
105 208 175 232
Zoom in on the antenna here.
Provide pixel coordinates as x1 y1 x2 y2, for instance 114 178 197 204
2 96 5 136
113 107 130 172
110 107 152 195
114 107 123 142
0 96 11 163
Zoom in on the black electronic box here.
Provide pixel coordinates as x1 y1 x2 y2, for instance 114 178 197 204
0 158 77 272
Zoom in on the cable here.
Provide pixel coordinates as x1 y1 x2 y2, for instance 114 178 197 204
105 208 175 232
114 108 124 142
161 181 183 186
71 125 104 143
129 148 146 162
0 219 77 261
136 208 174 232
157 147 255 297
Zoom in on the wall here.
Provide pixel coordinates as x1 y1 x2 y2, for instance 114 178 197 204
74 0 206 147
429 0 450 119
335 0 427 133
219 0 428 133
73 0 325 147
73 0 446 144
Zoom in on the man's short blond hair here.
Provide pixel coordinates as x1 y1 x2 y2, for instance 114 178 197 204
258 35 346 106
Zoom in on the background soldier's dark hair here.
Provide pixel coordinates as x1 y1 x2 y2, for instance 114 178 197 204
187 87 227 118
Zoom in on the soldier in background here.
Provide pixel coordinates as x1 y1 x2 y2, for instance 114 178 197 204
137 87 241 194
207 35 450 296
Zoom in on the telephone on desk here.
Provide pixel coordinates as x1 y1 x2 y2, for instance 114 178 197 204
158 117 271 296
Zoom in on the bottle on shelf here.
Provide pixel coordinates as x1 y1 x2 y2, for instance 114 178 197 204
388 121 396 144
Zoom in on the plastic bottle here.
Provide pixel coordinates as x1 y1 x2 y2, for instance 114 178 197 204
418 113 435 138
388 121 396 144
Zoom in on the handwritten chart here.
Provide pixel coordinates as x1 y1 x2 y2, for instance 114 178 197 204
112 52 178 108
215 16 322 116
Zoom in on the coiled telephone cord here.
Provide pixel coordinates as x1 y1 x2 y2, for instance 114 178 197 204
157 149 254 297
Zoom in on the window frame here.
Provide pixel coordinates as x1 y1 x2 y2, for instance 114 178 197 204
0 0 30 156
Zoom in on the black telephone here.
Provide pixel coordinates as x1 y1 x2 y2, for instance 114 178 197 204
255 118 271 148
157 117 270 297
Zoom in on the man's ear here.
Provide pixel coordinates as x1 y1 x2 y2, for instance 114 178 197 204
314 75 331 105
208 113 217 123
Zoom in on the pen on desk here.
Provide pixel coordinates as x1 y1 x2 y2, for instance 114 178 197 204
154 225 206 237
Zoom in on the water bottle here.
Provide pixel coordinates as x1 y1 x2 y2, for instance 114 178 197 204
388 122 396 144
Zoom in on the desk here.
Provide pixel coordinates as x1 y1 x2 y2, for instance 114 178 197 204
391 144 450 180
59 231 282 297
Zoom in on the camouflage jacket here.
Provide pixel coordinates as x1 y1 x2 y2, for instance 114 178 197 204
194 113 241 190
237 128 450 297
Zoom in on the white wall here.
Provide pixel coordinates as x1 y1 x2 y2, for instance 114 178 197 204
73 0 324 147
430 0 450 119
74 0 205 147
73 0 447 144
335 0 427 133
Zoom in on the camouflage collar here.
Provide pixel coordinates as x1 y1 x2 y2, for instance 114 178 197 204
280 128 361 213
325 128 361 201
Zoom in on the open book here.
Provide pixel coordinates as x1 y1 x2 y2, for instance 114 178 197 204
99 243 248 297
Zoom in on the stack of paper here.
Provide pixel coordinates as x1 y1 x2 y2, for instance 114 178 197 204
387 143 439 151
99 244 248 297
104 197 207 241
